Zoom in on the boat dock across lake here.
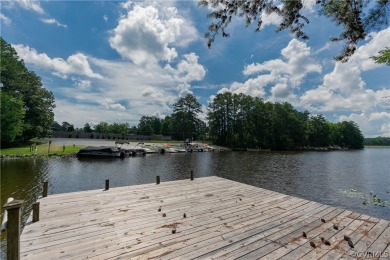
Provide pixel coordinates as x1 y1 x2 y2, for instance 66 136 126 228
5 176 390 259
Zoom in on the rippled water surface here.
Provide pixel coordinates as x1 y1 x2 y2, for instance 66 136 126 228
1 148 389 257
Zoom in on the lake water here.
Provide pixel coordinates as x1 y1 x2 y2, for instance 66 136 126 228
1 147 389 257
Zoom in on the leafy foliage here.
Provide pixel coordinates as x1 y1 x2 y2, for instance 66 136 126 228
171 94 204 140
138 116 162 135
207 92 364 149
364 136 390 146
199 0 389 62
0 92 25 146
372 47 390 65
1 37 55 145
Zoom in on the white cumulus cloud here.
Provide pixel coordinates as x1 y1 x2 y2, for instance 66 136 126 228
300 27 390 137
109 3 198 65
165 53 206 83
13 44 103 79
99 99 126 111
300 28 390 113
221 39 321 101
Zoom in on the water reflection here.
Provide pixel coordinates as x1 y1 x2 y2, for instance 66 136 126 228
1 149 389 257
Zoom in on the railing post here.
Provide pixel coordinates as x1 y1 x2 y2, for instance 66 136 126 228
105 179 109 190
190 170 194 181
3 200 24 260
32 202 40 222
1 198 14 232
43 181 48 197
156 175 160 185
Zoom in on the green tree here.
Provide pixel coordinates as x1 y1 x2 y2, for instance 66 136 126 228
108 122 129 135
61 122 74 132
94 121 109 133
161 116 172 136
207 92 233 146
308 115 330 147
52 121 63 131
172 94 203 141
364 137 390 146
0 91 25 146
137 116 162 135
372 47 390 65
338 121 364 149
199 0 389 62
83 123 92 133
1 37 55 141
128 126 138 134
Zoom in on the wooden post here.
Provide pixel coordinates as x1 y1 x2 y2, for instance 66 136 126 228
1 198 14 232
105 179 109 190
3 200 24 260
32 202 40 222
43 181 48 197
190 170 194 181
156 175 160 185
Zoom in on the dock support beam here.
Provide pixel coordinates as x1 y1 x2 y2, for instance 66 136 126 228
43 181 48 197
32 202 40 222
190 171 194 181
3 200 24 260
156 176 160 185
105 179 109 190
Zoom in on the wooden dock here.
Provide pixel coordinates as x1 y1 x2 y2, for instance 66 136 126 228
20 176 389 259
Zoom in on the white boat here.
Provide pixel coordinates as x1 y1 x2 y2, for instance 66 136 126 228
167 148 177 153
176 148 187 153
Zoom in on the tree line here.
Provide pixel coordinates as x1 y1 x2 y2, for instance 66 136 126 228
57 92 365 150
207 92 364 150
1 36 366 150
364 137 390 146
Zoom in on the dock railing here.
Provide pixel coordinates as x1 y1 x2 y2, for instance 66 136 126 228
2 198 24 260
2 180 47 260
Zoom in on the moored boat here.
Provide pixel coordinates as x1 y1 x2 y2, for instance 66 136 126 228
77 146 122 158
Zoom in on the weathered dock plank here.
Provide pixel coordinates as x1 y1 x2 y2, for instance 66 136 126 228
19 176 390 259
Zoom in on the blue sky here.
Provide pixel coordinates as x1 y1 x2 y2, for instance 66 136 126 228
1 0 389 137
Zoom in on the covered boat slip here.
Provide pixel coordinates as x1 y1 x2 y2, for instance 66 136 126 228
20 177 389 259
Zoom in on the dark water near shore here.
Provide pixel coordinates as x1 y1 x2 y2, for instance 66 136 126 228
1 148 389 257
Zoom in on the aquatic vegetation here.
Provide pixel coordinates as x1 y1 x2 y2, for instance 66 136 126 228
340 189 390 207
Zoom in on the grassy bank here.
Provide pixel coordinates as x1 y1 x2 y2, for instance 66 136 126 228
1 143 86 157
0 138 208 157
